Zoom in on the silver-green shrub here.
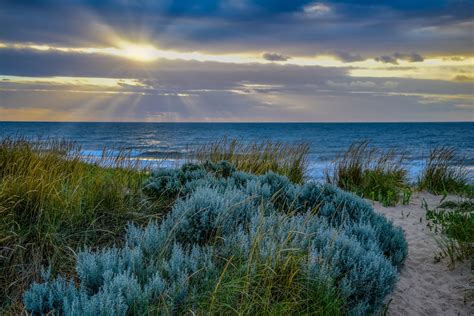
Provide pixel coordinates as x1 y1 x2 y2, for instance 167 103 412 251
24 161 407 315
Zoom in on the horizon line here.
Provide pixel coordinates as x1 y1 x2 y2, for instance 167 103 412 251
0 120 473 124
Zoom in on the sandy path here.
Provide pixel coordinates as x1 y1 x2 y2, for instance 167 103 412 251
374 192 473 316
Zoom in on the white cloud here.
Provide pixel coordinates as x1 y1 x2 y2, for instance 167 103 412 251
304 3 332 16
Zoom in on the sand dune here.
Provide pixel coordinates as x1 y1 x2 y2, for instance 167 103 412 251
374 192 473 315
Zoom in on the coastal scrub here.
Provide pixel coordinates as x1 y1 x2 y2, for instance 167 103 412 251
23 161 407 315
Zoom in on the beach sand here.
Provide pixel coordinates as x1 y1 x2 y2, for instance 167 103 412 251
374 192 473 315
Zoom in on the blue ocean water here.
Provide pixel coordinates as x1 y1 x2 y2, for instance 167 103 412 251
0 122 473 181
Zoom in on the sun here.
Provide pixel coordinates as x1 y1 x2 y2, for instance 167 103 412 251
116 42 159 62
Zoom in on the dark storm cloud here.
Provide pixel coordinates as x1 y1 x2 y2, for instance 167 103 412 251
262 52 291 61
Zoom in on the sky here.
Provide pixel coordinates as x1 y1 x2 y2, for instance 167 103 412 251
0 0 473 122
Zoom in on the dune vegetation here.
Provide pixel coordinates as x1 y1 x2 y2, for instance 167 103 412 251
326 141 411 206
0 138 159 311
425 199 474 267
1 137 472 314
195 138 309 184
418 146 472 197
22 161 407 315
0 138 410 315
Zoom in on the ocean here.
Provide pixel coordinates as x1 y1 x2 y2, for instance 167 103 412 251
0 122 473 181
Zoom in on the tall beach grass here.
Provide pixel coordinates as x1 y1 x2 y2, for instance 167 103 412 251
325 141 410 206
418 146 471 196
194 138 309 183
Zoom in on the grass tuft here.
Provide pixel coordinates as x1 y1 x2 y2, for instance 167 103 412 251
202 255 344 315
194 137 309 183
418 146 471 196
326 141 410 206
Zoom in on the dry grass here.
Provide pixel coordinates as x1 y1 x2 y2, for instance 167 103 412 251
194 138 310 183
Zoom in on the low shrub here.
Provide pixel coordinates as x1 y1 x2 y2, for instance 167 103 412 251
24 161 407 315
326 141 410 206
418 146 471 196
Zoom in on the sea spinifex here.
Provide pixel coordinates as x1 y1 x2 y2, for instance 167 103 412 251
23 161 407 315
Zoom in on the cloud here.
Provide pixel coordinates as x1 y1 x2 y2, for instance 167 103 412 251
393 52 424 62
452 75 474 82
350 81 376 88
2 60 472 122
3 81 471 122
375 52 424 64
303 2 332 15
375 55 399 65
0 0 472 56
262 52 291 61
0 47 347 86
0 0 473 122
455 104 474 110
325 80 348 88
333 51 365 62
326 80 379 89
